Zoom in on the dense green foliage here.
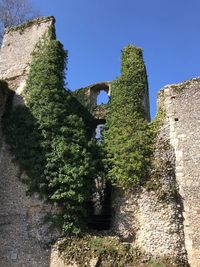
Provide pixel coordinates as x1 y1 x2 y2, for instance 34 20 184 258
3 41 153 231
104 45 153 188
4 33 95 234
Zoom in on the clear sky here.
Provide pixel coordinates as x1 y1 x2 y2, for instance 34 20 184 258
33 0 200 118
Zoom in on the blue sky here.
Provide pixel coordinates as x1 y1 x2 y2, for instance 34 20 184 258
33 0 200 118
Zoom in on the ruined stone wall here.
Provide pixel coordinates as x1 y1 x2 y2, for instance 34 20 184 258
0 16 54 92
160 78 200 267
112 78 200 267
73 82 111 114
0 17 61 267
112 116 188 265
1 14 200 267
74 81 151 121
0 146 59 267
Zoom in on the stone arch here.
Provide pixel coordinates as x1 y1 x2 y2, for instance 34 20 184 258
89 82 111 106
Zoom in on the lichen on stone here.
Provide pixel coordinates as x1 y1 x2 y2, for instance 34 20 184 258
5 16 55 35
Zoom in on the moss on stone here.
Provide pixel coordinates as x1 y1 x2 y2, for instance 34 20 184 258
73 86 93 112
169 77 200 93
58 234 142 267
57 234 185 267
150 106 166 135
92 104 108 119
6 16 55 35
145 107 174 197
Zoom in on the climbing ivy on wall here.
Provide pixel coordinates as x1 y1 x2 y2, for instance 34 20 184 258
103 45 153 188
4 30 95 234
73 87 93 111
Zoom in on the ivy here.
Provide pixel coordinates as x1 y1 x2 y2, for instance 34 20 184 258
4 31 95 234
103 45 153 188
73 87 92 111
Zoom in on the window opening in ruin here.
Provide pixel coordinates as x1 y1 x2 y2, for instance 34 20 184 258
95 124 105 143
97 90 109 105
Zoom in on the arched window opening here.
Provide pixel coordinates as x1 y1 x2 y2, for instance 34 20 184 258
97 90 109 105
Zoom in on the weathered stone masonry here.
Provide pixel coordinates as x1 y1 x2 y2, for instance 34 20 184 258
0 17 59 267
1 16 200 267
112 79 200 267
0 16 54 91
112 117 188 265
160 79 200 267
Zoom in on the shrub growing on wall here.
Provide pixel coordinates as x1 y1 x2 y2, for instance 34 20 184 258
104 45 152 188
4 32 95 234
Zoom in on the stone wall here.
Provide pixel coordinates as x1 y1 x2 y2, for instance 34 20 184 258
112 116 188 266
73 82 111 114
1 14 200 267
0 17 61 267
112 78 200 267
0 16 54 92
0 145 59 267
74 81 151 121
160 78 200 267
